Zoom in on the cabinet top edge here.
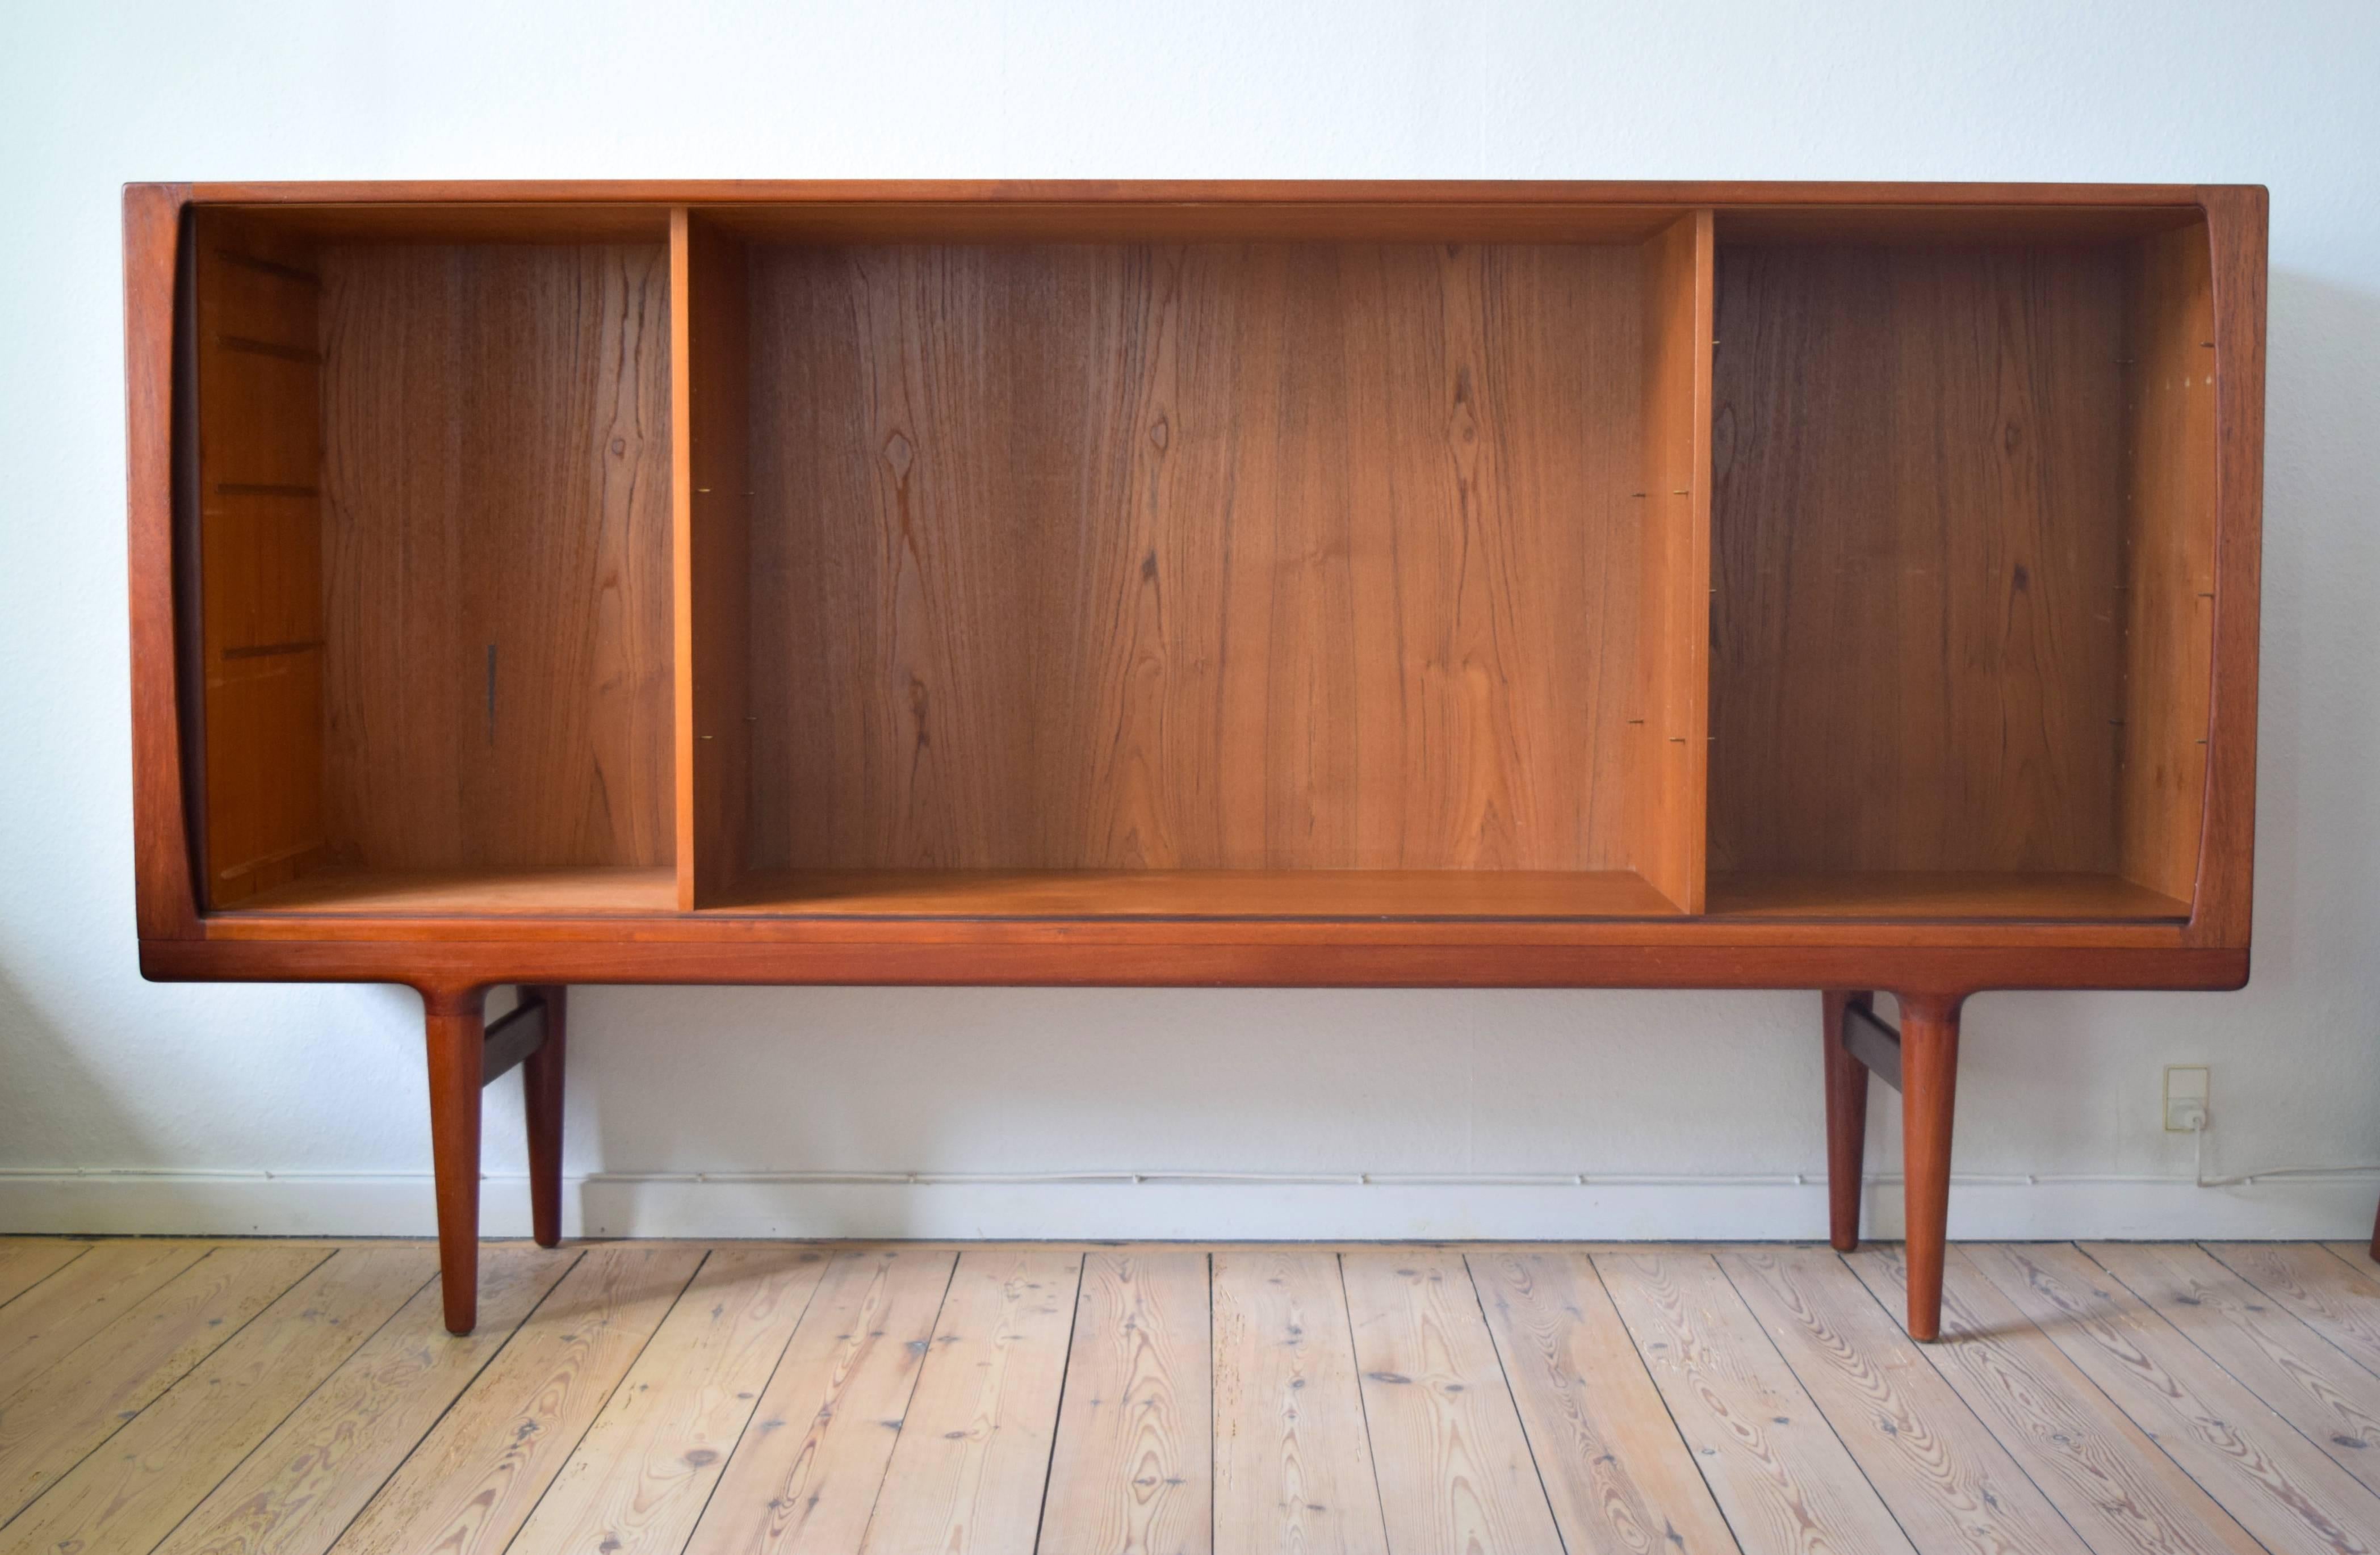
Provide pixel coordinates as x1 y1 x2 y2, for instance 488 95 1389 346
148 178 2249 207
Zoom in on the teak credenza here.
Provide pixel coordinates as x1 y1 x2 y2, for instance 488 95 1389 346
124 181 2266 1340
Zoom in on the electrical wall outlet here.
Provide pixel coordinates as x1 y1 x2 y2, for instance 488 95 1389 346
2164 1064 2211 1131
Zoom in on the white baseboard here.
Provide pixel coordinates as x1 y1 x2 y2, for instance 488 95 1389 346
2 1169 2374 1242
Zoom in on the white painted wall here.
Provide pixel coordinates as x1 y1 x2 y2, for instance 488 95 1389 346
3 0 2375 1243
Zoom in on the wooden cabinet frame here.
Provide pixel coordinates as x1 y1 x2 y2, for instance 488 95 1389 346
124 181 2266 1339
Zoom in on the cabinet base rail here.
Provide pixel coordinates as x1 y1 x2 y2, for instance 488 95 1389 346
416 982 1965 1339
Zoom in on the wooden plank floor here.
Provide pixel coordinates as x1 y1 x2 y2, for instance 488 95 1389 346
5 1240 2380 1554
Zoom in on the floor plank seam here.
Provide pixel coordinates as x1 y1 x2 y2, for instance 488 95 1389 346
1457 1250 1576 1555
1964 1242 2312 1555
671 1247 834 1555
1706 1247 1931 1555
2315 1243 2380 1294
313 1247 591 1555
2084 1242 2380 1538
138 1260 449 1555
1831 1244 2106 1555
2204 1242 2380 1383
27 1240 2380 1555
0 1242 94 1317
1332 1251 1396 1550
848 1248 965 1554
0 1243 337 1539
1026 1252 1091 1555
497 1246 720 1554
1582 1251 1751 1555
1204 1251 1217 1555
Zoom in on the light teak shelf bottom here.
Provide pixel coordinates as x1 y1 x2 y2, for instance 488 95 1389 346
225 867 2190 923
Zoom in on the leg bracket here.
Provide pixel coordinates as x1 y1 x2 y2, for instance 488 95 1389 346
481 990 551 1088
1841 1001 1903 1092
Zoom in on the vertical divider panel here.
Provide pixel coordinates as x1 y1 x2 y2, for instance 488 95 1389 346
1630 210 1715 913
672 209 753 909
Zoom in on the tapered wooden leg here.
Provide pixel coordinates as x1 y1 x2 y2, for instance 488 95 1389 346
521 984 567 1250
1823 990 1874 1252
422 986 487 1335
1898 992 1964 1343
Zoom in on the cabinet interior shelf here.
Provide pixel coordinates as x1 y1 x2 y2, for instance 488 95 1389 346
185 194 2223 932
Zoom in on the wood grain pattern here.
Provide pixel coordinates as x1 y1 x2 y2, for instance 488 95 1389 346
0 1239 211 1402
1210 1250 1388 1555
2210 1243 2380 1381
858 1248 1084 1554
1849 1243 2268 1555
1596 1247 1916 1555
685 1247 957 1555
2119 222 2219 904
1966 1241 2380 1555
330 1243 706 1555
1468 1247 1736 1554
0 1243 327 1522
0 1241 87 1309
318 241 674 875
1719 1245 2088 1554
0 1245 434 1555
2086 1243 2380 1496
1709 242 2128 880
510 1247 829 1555
1340 1250 1564 1554
1632 210 1713 912
745 240 1653 879
1041 1251 1213 1555
150 1244 577 1555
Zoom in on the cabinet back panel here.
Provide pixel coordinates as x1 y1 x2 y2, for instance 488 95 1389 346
317 244 676 871
1709 244 2129 876
744 242 1648 873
